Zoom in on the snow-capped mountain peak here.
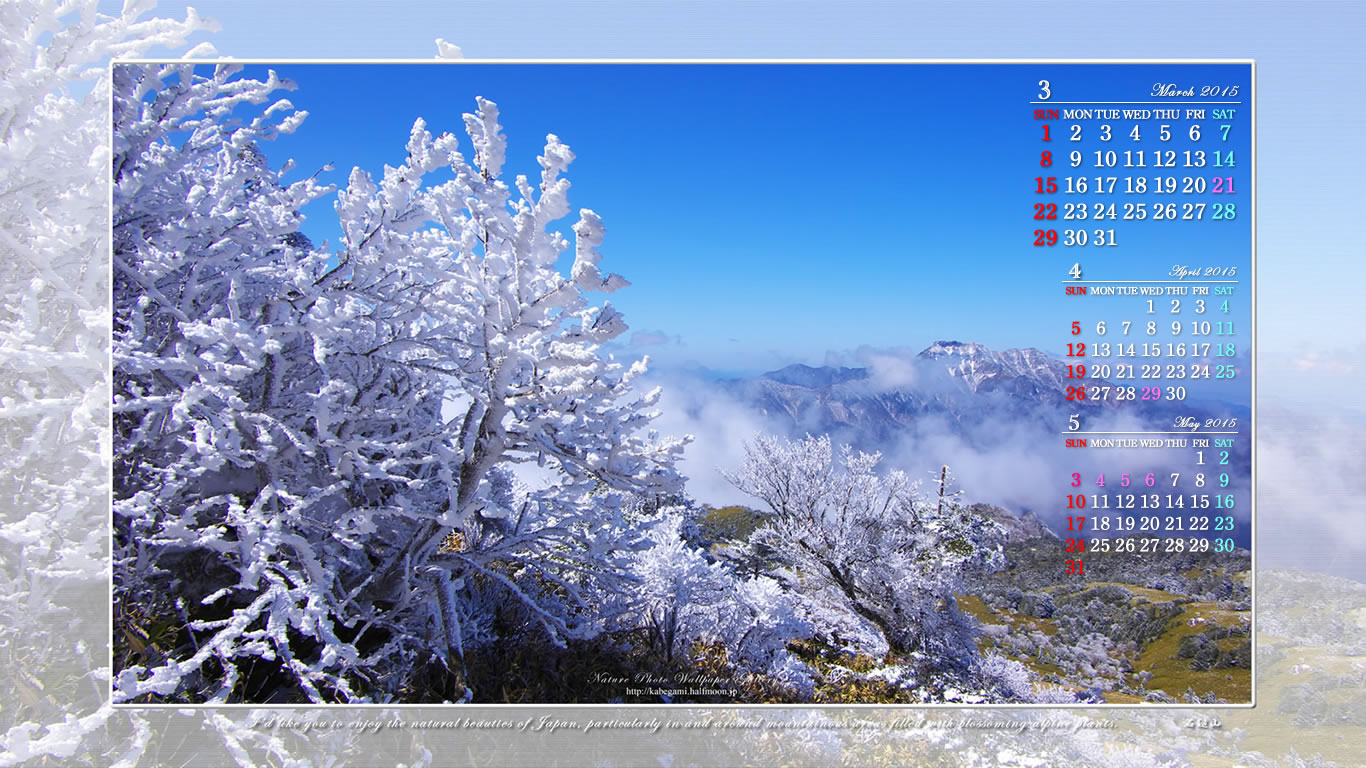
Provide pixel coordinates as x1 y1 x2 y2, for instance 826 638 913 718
918 340 991 359
917 341 1066 395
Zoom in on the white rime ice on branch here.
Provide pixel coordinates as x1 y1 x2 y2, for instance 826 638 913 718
726 435 1006 663
111 63 687 703
0 1 223 763
434 38 464 59
111 61 345 704
623 510 816 693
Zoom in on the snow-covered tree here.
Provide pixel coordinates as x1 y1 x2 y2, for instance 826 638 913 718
314 98 689 697
624 510 813 688
628 511 732 661
726 434 1004 660
0 1 226 761
111 62 686 703
111 61 362 703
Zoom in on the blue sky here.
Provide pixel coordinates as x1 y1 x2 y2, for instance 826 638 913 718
130 0 1366 400
201 62 1252 375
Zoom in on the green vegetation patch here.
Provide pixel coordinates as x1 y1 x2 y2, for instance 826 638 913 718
696 505 768 544
1131 600 1251 702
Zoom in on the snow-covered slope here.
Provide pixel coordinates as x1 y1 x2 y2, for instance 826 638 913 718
917 340 1072 397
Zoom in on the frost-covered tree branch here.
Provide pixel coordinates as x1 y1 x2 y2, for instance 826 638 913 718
0 0 225 761
111 64 687 703
726 435 1005 661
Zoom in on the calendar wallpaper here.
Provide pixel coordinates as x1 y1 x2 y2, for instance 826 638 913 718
3 0 1363 765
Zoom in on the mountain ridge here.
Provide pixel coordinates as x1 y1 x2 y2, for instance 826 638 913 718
718 340 1110 446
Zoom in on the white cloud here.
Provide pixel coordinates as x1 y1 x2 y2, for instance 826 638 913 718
1256 406 1366 580
647 374 783 507
862 352 919 391
629 329 678 347
1291 351 1356 374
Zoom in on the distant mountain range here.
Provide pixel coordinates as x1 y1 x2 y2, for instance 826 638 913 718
718 341 1118 447
916 340 1077 399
